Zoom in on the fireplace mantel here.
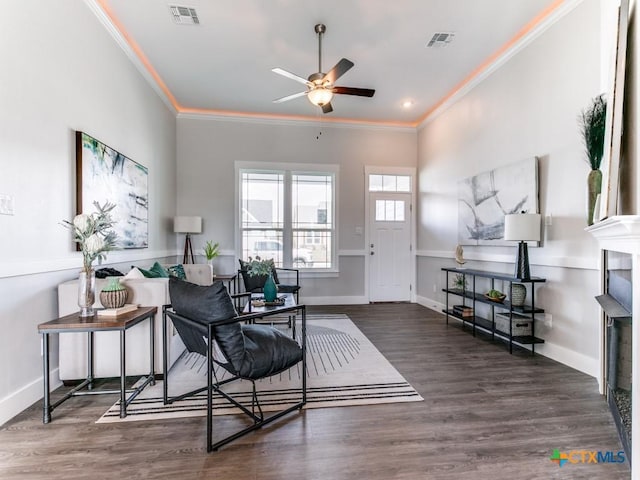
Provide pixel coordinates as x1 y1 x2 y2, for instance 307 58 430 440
586 215 640 254
586 214 640 473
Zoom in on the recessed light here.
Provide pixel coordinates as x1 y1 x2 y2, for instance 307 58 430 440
402 100 413 109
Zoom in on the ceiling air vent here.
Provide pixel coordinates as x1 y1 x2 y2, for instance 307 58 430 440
426 32 455 48
169 5 199 25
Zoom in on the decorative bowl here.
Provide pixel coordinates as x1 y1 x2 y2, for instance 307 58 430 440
484 293 506 303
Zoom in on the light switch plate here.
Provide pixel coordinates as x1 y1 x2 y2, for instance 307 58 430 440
0 194 14 215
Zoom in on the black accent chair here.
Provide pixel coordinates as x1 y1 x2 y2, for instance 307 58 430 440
238 259 301 302
163 278 306 452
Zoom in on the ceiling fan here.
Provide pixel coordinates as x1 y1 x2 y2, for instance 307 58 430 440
272 24 375 114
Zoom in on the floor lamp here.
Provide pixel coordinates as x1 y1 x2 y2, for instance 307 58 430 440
504 213 541 280
174 216 202 264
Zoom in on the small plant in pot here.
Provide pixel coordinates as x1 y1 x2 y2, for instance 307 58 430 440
452 273 468 291
202 240 219 269
246 257 278 302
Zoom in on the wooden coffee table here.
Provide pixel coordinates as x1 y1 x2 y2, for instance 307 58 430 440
37 306 157 423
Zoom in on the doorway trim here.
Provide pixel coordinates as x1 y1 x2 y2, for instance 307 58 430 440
364 165 417 303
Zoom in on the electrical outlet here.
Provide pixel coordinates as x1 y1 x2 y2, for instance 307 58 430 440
0 193 14 215
433 284 437 293
544 313 552 327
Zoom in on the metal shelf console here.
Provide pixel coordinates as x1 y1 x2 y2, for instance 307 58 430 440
442 267 546 355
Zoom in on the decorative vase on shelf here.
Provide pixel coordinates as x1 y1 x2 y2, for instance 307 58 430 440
510 283 527 307
78 269 96 317
263 273 278 302
100 277 128 309
587 168 602 226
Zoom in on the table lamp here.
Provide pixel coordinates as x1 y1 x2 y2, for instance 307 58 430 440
504 212 540 280
174 216 202 264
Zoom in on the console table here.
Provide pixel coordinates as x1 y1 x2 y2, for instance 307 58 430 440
441 268 546 354
38 306 157 423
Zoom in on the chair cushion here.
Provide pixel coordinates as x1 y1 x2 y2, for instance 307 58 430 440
239 325 302 378
169 278 245 369
277 284 300 294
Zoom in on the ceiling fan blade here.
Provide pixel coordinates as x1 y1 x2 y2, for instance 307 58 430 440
333 86 375 97
322 58 354 84
273 91 308 103
322 102 333 114
272 68 312 87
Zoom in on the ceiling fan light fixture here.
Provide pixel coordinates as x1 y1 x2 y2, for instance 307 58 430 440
307 87 333 107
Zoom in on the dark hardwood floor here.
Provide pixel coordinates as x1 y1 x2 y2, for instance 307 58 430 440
0 304 629 479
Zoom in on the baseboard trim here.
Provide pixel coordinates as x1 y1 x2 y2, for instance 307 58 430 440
301 296 368 305
416 295 445 313
0 368 61 426
414 296 597 378
534 342 598 378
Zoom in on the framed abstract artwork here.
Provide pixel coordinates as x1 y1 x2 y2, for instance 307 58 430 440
458 157 538 246
598 0 629 221
76 131 148 249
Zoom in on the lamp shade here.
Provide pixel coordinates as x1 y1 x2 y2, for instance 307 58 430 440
504 213 540 241
173 216 202 234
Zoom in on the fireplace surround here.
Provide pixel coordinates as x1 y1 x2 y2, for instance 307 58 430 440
587 215 640 473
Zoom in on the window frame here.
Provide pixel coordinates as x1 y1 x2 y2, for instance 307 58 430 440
236 162 339 273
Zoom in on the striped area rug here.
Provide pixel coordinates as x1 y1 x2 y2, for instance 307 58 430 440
97 314 422 423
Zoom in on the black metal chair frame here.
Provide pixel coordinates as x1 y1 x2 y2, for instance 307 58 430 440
162 300 306 452
238 266 301 303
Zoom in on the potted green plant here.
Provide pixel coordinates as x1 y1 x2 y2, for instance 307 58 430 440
246 257 278 302
452 273 467 291
579 94 606 225
202 240 219 268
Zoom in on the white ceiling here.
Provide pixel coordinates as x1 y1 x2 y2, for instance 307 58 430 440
96 0 563 126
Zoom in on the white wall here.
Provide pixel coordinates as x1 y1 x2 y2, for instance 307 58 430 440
0 1 177 425
176 116 417 301
416 0 604 375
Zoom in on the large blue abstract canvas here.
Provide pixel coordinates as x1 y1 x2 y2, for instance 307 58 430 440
76 132 148 249
458 157 538 246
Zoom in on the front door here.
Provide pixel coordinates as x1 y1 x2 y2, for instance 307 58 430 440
368 192 411 302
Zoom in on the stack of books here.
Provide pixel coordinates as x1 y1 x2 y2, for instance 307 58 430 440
452 305 474 317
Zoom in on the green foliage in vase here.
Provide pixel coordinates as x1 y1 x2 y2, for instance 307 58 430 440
203 240 220 260
61 201 118 272
246 256 275 277
453 273 467 290
579 94 606 170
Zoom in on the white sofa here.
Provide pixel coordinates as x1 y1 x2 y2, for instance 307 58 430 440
57 264 213 380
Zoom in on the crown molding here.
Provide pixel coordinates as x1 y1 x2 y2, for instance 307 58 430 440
417 0 584 130
176 110 416 132
84 0 178 115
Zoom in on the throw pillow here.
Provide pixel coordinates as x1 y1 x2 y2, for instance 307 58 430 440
166 264 187 280
123 267 145 280
137 261 169 278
